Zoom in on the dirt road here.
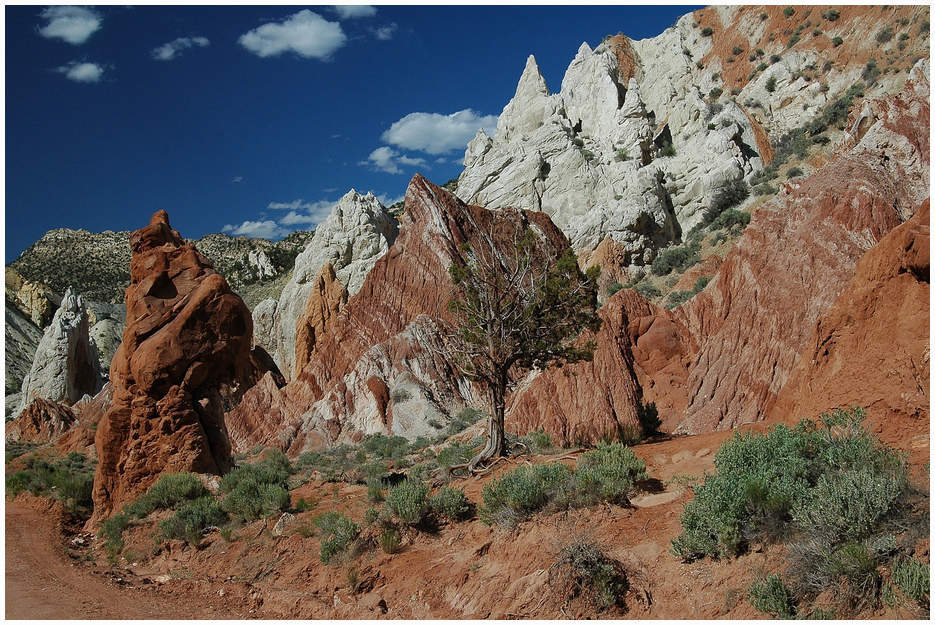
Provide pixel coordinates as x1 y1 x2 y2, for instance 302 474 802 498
5 500 235 619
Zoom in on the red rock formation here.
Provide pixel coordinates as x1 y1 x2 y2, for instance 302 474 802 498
508 67 930 441
579 238 633 299
226 175 570 454
6 398 77 444
91 210 259 522
294 263 347 374
769 199 930 443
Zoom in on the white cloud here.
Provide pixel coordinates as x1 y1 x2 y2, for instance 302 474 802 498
56 61 105 83
362 146 426 174
265 199 337 227
381 109 498 155
334 5 377 19
232 176 244 183
222 220 289 239
152 36 209 61
372 23 397 40
38 6 101 45
239 10 346 60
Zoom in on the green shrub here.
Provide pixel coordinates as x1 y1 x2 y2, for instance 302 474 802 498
891 557 930 606
753 183 777 196
673 407 909 566
315 511 359 564
634 281 661 299
637 402 662 436
832 36 844 47
659 142 676 157
220 452 293 522
436 440 477 470
517 429 554 454
783 7 795 18
710 209 751 231
429 486 472 521
5 441 38 463
652 239 700 276
703 179 749 226
552 539 629 609
366 478 384 503
445 408 484 437
765 76 777 92
607 282 624 297
615 148 629 162
787 34 800 48
100 512 131 554
823 9 839 21
567 443 648 507
876 26 895 43
732 46 743 56
5 451 95 516
359 433 410 460
480 463 572 526
364 507 379 524
692 276 709 293
385 479 430 525
748 573 796 618
862 58 880 85
665 290 692 309
580 149 596 162
701 27 713 36
159 496 227 544
709 87 723 100
380 526 402 554
125 473 208 518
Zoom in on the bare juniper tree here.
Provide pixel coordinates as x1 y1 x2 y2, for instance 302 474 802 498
437 226 602 473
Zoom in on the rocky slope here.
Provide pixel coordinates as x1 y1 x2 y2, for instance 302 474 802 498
91 211 277 521
458 5 929 285
8 227 312 306
506 59 929 440
226 175 570 454
252 190 398 381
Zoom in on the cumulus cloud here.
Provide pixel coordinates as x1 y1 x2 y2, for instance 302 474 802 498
232 176 244 183
38 6 101 45
334 5 376 19
381 109 498 155
238 10 346 60
372 23 397 40
56 61 105 83
362 146 427 174
152 36 210 61
376 193 404 207
222 220 289 239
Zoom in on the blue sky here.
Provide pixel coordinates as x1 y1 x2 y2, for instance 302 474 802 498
5 4 697 261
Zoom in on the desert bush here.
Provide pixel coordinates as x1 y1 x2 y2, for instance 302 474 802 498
565 443 648 507
753 183 777 196
385 479 430 525
615 148 629 162
748 573 796 618
607 282 624 296
701 27 713 36
832 36 844 47
693 276 710 293
429 486 472 521
379 526 402 554
125 473 208 518
703 179 749 226
315 511 360 564
551 539 629 609
5 451 95 516
517 429 554 454
436 440 477 470
665 290 692 309
709 86 723 100
633 281 662 299
652 240 700 276
765 76 777 92
480 463 572 526
709 209 751 231
636 402 662 436
876 26 895 43
891 557 930 606
220 452 293 522
823 9 839 21
5 441 38 463
783 7 795 18
100 512 131 554
359 433 410 460
445 407 484 437
159 496 227 544
672 407 908 561
366 478 384 503
659 142 676 157
732 46 743 56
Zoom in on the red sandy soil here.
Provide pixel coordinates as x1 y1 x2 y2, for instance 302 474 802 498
6 424 927 619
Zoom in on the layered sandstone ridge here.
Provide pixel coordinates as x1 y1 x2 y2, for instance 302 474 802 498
227 175 570 455
253 190 398 380
769 199 930 436
92 211 266 521
506 61 930 440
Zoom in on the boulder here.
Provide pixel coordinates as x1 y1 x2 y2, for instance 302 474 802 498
17 287 103 414
91 210 263 522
